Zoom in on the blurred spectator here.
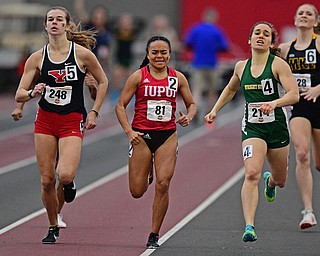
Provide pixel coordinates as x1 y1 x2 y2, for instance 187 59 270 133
144 14 181 65
17 46 32 78
109 13 145 105
184 8 229 123
74 0 111 71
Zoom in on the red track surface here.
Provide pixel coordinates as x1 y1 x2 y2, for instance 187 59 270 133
0 116 243 255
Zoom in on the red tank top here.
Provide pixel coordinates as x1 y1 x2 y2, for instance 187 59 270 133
132 66 179 130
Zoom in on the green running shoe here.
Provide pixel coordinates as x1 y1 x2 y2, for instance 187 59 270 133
264 171 276 202
242 224 257 242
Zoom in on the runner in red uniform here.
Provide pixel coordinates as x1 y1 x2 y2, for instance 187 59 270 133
11 21 98 230
115 36 197 249
15 6 108 244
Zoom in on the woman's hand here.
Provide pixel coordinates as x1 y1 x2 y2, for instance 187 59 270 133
176 111 190 127
204 110 217 124
127 130 144 145
259 101 277 115
300 86 320 103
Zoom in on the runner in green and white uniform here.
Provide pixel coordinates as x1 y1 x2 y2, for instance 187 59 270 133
205 21 299 243
241 54 290 148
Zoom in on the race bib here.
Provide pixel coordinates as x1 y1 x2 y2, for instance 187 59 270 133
293 73 311 89
147 100 172 121
44 85 72 106
248 102 275 123
305 49 316 64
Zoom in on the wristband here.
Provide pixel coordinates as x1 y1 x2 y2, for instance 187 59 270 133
90 109 99 117
28 89 35 98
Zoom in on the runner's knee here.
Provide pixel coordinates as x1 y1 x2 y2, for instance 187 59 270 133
41 174 56 192
155 179 170 195
130 184 147 198
296 149 310 165
58 172 74 185
245 168 260 183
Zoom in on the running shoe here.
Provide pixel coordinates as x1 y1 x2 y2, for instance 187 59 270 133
63 181 76 203
300 209 317 229
42 225 59 244
148 157 154 185
146 232 159 249
242 224 257 242
57 214 67 228
263 171 276 202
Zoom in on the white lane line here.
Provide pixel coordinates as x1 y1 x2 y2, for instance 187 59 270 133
139 168 244 256
0 124 122 176
0 105 244 238
0 166 128 235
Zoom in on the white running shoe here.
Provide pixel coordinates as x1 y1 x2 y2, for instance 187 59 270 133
300 209 317 229
57 214 67 228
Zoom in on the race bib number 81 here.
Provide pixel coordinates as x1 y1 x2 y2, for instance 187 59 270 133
147 100 172 121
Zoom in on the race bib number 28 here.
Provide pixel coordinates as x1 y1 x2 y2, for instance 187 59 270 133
293 73 311 88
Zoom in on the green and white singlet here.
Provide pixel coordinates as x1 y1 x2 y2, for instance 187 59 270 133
240 54 289 148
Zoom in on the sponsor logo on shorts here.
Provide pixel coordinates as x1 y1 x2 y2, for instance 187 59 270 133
143 133 151 139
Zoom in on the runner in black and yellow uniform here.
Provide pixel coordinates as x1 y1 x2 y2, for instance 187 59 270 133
205 21 299 242
279 3 320 230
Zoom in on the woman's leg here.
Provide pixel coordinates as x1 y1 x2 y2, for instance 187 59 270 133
290 118 312 210
56 136 82 185
128 140 153 198
151 132 178 234
35 133 59 226
312 128 320 172
266 145 290 189
241 138 267 227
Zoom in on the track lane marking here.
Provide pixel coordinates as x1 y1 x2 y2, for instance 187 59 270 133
140 167 244 256
0 104 244 241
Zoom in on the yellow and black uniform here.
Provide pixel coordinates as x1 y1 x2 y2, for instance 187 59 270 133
240 54 289 148
286 34 320 128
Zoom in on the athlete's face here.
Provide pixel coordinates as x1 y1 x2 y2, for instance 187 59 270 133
45 9 68 36
147 40 171 70
294 5 318 29
249 24 273 51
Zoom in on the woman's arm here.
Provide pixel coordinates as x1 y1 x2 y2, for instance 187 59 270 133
15 51 45 102
77 46 108 129
205 61 243 123
81 48 108 111
278 42 291 60
176 71 197 127
260 57 299 115
84 73 98 100
115 70 140 134
115 70 145 145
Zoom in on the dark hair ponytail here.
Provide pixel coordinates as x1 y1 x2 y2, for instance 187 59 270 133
139 35 171 69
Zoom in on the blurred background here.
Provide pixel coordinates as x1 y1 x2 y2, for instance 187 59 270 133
0 0 319 98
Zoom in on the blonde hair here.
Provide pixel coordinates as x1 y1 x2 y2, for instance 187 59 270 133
295 4 320 34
